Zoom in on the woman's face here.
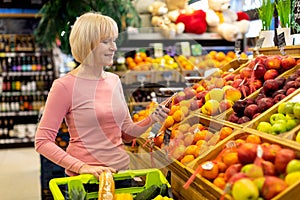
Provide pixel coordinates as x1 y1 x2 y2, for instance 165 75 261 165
92 36 118 67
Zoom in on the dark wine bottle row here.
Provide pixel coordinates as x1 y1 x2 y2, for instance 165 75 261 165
0 95 46 113
0 117 37 141
0 34 35 52
0 55 53 73
1 74 52 92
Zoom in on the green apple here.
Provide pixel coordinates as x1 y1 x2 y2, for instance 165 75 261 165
270 113 286 125
286 113 296 120
278 102 287 114
232 178 259 200
286 159 300 174
257 121 272 133
285 102 295 114
271 121 287 135
253 177 266 192
286 119 299 131
296 130 300 143
241 164 264 178
293 102 300 119
285 171 300 186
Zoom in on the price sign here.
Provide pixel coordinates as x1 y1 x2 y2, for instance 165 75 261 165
292 0 300 34
277 32 286 48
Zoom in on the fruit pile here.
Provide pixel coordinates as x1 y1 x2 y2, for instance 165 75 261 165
207 50 248 69
194 133 300 200
125 51 152 71
256 100 300 135
176 54 214 71
151 55 179 71
228 68 300 124
132 102 156 122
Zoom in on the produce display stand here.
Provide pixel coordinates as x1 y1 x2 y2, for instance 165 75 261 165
186 130 300 200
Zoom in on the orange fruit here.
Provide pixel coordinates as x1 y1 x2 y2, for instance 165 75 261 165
235 138 246 146
222 151 239 166
132 113 139 122
169 105 179 115
208 50 217 59
180 154 195 165
164 115 174 128
216 161 227 173
195 139 206 147
184 145 200 158
172 110 184 122
215 52 226 61
154 134 164 147
194 131 207 143
199 161 219 180
126 57 134 63
127 61 136 70
219 127 233 140
139 52 147 60
134 55 143 64
213 176 226 190
227 51 236 59
246 134 261 144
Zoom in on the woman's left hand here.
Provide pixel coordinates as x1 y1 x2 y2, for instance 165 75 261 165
150 104 170 124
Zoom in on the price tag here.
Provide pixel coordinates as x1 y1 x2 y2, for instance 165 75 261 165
277 32 286 55
176 42 191 57
226 140 237 148
191 44 202 56
257 145 263 158
201 161 214 170
234 40 241 55
163 128 171 146
256 38 265 49
150 43 164 58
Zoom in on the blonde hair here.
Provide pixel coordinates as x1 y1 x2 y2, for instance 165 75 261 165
69 12 118 63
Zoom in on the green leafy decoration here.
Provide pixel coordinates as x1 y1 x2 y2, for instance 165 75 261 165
34 0 141 54
276 0 291 28
258 0 275 31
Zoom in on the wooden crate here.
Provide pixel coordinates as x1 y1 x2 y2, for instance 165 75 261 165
185 130 300 200
249 45 300 57
218 64 300 128
245 89 300 138
219 58 249 72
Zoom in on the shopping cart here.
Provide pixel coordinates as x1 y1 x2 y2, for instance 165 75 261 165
49 168 172 200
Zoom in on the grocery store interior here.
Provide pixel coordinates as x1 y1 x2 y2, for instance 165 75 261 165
1 0 300 199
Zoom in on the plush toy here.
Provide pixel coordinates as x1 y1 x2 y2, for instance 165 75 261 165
165 0 207 35
148 1 185 38
206 0 250 41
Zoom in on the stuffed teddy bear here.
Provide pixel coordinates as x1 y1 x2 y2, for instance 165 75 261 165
148 1 185 38
206 0 250 41
165 0 207 35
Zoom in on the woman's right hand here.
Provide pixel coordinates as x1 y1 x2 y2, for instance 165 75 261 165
78 164 116 179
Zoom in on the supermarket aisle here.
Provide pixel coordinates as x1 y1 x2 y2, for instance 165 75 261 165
0 147 41 200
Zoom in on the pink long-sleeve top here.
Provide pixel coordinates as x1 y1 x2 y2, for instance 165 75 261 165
35 72 152 176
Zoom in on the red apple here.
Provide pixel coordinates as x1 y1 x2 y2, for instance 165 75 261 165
264 69 279 81
274 148 296 174
262 144 282 162
228 112 239 123
244 104 259 119
190 99 200 111
173 91 186 104
261 160 276 176
237 142 258 165
281 55 296 70
196 91 208 102
286 87 296 96
219 99 234 113
261 176 288 200
240 67 253 79
254 64 267 79
231 79 243 88
224 163 243 181
264 56 281 69
184 87 197 99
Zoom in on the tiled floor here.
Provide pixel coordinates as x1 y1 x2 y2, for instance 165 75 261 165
0 147 41 200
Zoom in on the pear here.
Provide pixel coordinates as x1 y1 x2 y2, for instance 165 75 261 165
285 171 300 186
232 178 259 200
286 159 300 174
